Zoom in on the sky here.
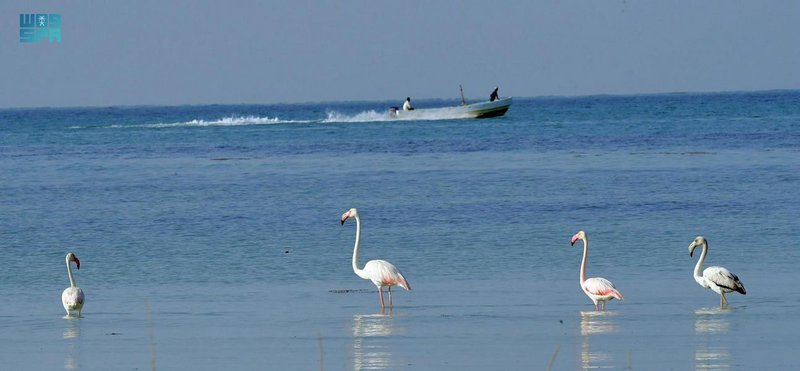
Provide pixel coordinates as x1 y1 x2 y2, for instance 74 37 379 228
2 1 799 108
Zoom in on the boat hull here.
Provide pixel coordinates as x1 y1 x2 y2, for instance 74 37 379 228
389 97 512 120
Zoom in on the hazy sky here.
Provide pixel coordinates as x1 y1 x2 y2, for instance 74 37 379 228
2 1 799 107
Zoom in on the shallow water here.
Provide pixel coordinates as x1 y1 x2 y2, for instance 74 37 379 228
1 91 799 369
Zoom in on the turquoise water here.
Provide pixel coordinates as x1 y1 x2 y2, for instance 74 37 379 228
1 91 798 369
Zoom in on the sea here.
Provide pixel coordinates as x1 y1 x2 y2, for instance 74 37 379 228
1 91 798 370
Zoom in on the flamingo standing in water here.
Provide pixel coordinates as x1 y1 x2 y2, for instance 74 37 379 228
570 231 624 311
62 252 85 317
341 208 411 308
689 236 746 308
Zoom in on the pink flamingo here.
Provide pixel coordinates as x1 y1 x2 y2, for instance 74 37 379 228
689 236 746 308
341 208 411 308
62 252 85 317
570 231 624 311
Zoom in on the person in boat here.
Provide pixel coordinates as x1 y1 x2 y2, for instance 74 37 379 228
490 86 499 102
403 97 414 111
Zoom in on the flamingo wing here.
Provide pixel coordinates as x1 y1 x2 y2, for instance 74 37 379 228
583 277 624 300
704 266 746 295
364 260 411 290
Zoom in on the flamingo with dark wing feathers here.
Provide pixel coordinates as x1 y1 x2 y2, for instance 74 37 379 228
689 236 746 308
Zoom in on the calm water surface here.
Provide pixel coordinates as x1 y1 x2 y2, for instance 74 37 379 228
1 91 798 370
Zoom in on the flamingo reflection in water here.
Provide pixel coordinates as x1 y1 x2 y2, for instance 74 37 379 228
694 307 732 371
580 311 617 370
63 310 82 370
352 311 402 371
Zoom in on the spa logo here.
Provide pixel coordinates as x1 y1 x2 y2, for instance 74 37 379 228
20 13 62 43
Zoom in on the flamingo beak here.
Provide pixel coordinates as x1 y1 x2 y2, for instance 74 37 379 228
688 242 696 257
340 214 349 225
570 235 579 246
74 257 81 269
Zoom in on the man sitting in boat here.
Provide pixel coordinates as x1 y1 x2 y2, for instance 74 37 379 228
403 97 414 111
490 86 499 102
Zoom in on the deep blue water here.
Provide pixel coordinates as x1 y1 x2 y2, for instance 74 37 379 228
1 91 799 370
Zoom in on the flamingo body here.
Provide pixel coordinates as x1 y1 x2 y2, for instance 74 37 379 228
62 287 85 314
689 236 746 308
697 266 745 296
362 259 411 291
62 252 85 317
570 231 623 311
341 208 411 308
582 277 624 305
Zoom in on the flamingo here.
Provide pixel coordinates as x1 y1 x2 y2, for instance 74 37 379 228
341 208 411 308
62 252 85 317
570 231 624 311
689 236 746 308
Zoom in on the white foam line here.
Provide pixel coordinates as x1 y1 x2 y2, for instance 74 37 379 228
72 108 466 130
322 110 393 123
322 109 468 123
104 115 314 129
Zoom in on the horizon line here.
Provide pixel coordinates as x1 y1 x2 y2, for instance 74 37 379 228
1 88 797 111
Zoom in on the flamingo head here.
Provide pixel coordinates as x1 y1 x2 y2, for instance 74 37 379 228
570 230 586 246
688 236 706 257
340 208 358 225
66 252 81 269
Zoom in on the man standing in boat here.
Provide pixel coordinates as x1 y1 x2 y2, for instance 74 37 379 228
490 86 499 102
403 97 414 111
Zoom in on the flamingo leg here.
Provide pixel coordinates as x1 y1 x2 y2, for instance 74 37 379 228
601 301 606 311
720 293 728 308
388 286 393 307
594 302 599 311
378 287 385 308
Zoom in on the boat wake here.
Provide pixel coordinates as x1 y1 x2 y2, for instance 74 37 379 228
72 108 473 130
108 115 311 129
322 110 392 123
151 115 294 127
323 109 472 123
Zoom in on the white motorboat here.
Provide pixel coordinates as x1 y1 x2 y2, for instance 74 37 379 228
388 97 512 120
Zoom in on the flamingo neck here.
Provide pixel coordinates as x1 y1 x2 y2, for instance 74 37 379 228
579 237 588 285
693 242 708 281
351 215 368 280
66 257 77 288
